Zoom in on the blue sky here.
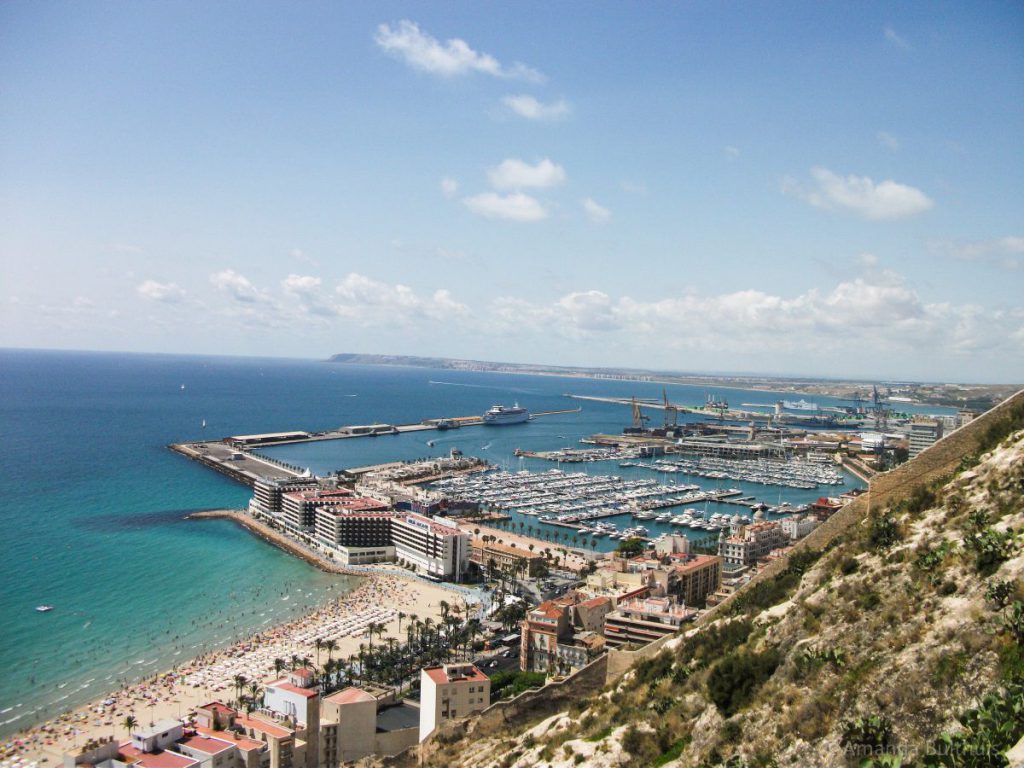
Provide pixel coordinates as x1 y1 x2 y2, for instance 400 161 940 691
1 2 1022 381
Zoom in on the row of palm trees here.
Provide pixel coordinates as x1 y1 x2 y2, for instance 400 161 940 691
482 517 598 552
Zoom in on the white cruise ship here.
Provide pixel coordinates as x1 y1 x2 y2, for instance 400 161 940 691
482 403 530 425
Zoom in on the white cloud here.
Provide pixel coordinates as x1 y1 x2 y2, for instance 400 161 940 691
463 192 548 222
136 280 184 303
335 273 470 324
502 94 570 121
877 131 899 151
481 269 1022 365
582 198 611 224
281 274 337 317
440 177 459 199
724 145 740 160
932 236 1023 270
488 158 566 190
209 269 270 303
884 26 911 50
784 166 934 220
374 20 543 82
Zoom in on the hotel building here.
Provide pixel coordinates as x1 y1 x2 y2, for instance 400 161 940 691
909 418 944 458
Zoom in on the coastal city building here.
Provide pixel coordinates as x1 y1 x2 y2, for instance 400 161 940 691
602 596 696 648
252 477 319 519
718 519 789 567
909 418 944 458
259 669 320 768
313 508 395 565
251 484 470 580
391 513 470 581
319 685 419 766
520 593 610 674
469 538 545 577
780 514 819 541
418 664 490 743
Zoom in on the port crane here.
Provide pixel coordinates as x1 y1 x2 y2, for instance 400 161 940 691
662 388 679 430
631 396 650 430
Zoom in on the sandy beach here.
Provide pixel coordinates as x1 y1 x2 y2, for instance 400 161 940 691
0 570 467 768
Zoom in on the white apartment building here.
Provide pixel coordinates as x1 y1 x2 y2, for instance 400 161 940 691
418 664 490 742
391 514 469 581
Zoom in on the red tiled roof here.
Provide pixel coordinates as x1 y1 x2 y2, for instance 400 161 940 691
423 665 489 685
119 746 198 768
234 714 293 739
194 727 264 752
178 735 234 755
579 596 610 609
268 680 318 698
197 702 234 716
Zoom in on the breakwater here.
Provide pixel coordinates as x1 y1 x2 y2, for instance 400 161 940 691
186 509 367 577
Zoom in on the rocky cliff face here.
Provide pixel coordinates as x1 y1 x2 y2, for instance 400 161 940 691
419 399 1024 768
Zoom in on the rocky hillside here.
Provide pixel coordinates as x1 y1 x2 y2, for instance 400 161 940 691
422 399 1024 768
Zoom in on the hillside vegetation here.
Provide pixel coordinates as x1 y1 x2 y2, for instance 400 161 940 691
422 398 1024 768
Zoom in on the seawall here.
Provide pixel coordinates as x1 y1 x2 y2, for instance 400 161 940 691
186 509 368 577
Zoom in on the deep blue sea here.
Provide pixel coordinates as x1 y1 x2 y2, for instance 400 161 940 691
0 349 956 737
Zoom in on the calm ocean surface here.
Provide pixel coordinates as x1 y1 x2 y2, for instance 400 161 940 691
0 349 955 736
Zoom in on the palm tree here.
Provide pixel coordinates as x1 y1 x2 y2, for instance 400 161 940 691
397 611 406 633
300 656 312 670
123 715 138 740
290 653 300 670
324 638 337 662
247 682 264 711
314 638 323 667
232 674 248 707
273 657 286 676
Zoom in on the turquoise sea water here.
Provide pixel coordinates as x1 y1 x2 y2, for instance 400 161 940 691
0 349 955 737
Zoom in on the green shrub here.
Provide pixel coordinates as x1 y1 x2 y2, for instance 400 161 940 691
841 714 894 754
686 619 754 665
719 719 742 744
922 682 1024 767
707 649 782 716
868 514 902 550
1002 601 1024 645
730 572 800 615
839 556 860 575
652 737 690 767
786 548 822 576
986 580 1017 609
967 528 1018 575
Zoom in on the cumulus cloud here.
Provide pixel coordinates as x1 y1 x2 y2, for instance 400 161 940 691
440 177 459 199
481 270 1021 365
374 20 543 82
137 280 184 303
209 269 270 303
502 94 570 121
783 166 934 220
582 198 611 223
463 192 548 222
335 273 470 324
932 236 1023 270
488 158 566 190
